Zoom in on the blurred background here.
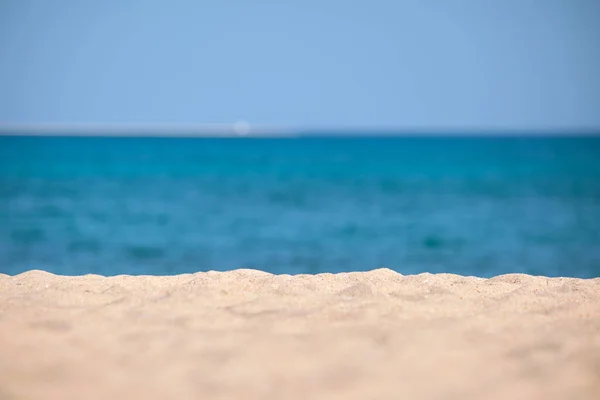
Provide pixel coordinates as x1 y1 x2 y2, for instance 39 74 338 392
1 1 599 277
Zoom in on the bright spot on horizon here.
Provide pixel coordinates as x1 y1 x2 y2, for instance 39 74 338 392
233 120 250 136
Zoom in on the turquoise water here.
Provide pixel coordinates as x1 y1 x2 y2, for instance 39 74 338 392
1 135 599 277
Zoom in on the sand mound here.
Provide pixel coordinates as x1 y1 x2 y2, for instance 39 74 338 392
1 269 599 400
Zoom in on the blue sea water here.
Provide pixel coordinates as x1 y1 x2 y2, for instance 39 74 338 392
1 135 599 278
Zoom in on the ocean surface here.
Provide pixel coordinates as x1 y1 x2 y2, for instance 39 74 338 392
1 135 599 278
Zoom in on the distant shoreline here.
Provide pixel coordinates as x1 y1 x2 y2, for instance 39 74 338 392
0 123 599 137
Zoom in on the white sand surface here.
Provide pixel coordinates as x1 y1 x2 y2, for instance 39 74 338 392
1 269 599 399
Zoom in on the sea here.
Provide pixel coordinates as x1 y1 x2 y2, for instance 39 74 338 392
1 134 599 278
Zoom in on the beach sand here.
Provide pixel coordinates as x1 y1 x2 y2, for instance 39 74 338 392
0 269 599 400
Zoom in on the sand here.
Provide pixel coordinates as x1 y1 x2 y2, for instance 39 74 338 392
0 269 599 400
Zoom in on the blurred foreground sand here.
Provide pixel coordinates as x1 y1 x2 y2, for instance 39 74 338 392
1 269 599 400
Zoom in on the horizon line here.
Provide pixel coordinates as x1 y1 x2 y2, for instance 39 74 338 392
0 123 599 137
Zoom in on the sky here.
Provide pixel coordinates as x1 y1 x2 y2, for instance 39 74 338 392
1 0 599 130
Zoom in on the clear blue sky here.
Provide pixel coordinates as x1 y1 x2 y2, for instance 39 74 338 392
1 0 599 129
